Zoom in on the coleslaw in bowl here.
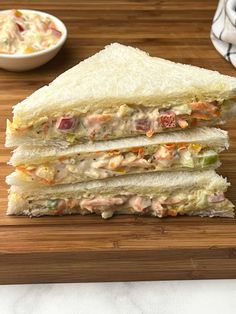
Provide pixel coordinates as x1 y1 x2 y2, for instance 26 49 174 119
0 9 67 71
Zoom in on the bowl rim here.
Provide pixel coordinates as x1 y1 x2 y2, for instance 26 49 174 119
0 9 67 59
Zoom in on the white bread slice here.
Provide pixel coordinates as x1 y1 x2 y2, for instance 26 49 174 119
6 43 236 147
9 127 228 166
7 170 234 218
8 170 230 197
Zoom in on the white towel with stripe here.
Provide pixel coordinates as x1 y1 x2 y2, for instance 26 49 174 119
211 0 236 67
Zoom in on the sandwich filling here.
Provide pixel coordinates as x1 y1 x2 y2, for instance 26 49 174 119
22 189 233 218
11 100 229 144
16 143 220 185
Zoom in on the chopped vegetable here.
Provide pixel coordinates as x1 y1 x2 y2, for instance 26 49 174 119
16 22 25 32
56 117 77 131
131 147 145 156
146 129 154 137
18 143 220 185
189 143 202 153
47 199 59 209
177 118 188 128
198 150 218 166
159 111 176 128
28 189 227 218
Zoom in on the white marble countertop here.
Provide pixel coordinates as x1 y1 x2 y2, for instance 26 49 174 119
1 280 236 314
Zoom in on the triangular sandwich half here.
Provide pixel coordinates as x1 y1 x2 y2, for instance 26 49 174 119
6 43 236 147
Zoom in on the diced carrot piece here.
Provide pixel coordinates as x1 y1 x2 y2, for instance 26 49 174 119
131 147 144 154
146 129 154 137
191 112 212 120
164 143 175 150
190 102 217 111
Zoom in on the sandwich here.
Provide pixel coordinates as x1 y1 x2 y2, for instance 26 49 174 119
7 127 228 186
5 43 236 148
7 171 234 218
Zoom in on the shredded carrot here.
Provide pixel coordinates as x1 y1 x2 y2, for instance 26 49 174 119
191 112 212 120
167 209 178 217
109 162 117 169
190 102 216 111
38 177 55 185
88 114 112 124
146 129 154 137
14 126 30 132
16 166 33 175
177 143 188 150
131 147 144 154
108 150 121 155
59 156 69 161
164 143 175 150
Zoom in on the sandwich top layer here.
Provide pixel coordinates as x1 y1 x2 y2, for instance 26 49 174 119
6 97 235 147
9 43 236 129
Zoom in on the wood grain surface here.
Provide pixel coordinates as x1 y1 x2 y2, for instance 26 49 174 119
1 0 236 285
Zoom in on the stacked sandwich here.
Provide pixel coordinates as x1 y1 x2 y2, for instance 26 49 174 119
5 43 236 218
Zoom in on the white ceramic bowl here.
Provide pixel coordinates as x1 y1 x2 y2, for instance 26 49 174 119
0 9 67 71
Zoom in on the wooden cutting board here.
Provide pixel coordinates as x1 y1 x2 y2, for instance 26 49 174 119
1 0 236 285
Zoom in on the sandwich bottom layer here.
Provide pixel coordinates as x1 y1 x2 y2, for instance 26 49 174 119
8 191 235 219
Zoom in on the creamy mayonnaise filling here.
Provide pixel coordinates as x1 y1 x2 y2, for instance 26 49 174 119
12 101 222 144
16 144 219 185
27 190 227 218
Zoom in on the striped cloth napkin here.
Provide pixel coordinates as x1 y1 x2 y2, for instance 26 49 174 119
211 0 236 67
